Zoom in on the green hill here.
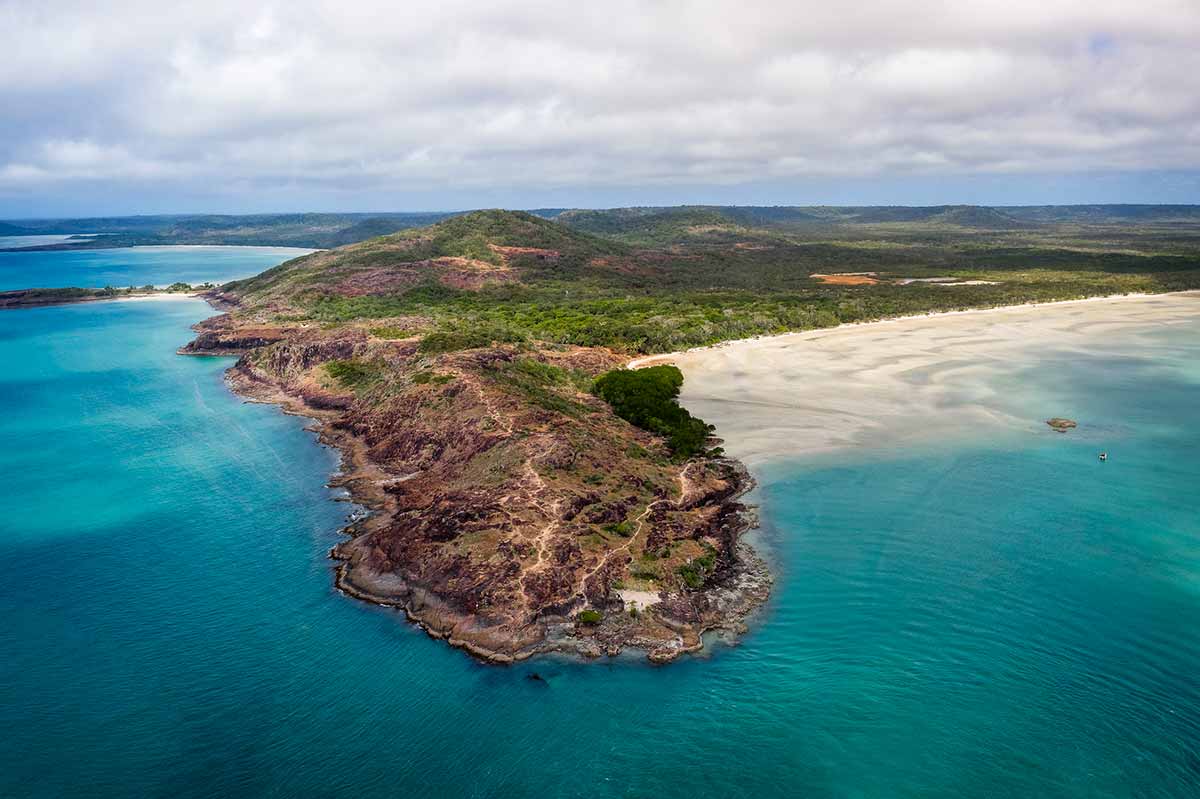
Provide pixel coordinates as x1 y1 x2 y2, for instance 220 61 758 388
215 206 1200 355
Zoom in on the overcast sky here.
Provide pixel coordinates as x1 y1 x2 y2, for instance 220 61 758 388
3 0 1199 216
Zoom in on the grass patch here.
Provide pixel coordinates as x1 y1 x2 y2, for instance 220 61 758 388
411 370 454 386
488 357 590 417
369 325 412 339
603 520 634 537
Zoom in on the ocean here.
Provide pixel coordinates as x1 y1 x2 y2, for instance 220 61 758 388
0 245 311 290
0 248 1197 797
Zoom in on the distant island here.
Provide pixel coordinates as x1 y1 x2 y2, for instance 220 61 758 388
0 283 212 309
11 205 1200 661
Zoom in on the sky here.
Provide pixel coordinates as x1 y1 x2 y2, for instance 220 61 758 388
2 0 1200 217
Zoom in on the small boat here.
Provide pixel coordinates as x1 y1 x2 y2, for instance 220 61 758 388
1099 452 1108 461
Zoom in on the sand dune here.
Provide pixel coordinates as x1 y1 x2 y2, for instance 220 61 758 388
666 293 1200 466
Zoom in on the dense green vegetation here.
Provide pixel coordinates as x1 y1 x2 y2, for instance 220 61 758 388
307 270 1190 353
593 366 713 459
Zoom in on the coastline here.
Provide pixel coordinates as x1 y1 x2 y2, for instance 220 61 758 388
182 288 1198 663
663 291 1200 468
627 290 1189 369
0 289 203 310
0 241 323 254
184 304 772 664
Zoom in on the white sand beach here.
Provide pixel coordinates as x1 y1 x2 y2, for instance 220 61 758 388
659 293 1200 467
114 292 202 302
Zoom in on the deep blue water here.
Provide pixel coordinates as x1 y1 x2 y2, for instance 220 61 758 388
0 253 1198 797
0 245 311 290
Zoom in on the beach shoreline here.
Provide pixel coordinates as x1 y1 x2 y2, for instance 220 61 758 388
0 289 204 310
655 291 1200 468
627 290 1193 369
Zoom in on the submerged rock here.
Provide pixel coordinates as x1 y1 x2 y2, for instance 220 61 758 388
1046 417 1078 432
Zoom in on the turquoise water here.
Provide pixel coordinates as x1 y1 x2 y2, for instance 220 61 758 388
1 262 1198 796
0 245 312 290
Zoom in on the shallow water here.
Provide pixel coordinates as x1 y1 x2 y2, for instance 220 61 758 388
0 234 99 250
0 245 312 290
0 259 1197 797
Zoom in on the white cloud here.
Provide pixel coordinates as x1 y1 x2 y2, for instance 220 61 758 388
1 0 1199 204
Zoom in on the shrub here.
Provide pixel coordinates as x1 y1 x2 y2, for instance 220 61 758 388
324 359 380 389
677 562 705 590
677 545 719 590
577 609 603 625
419 323 526 354
412 370 454 386
603 520 634 537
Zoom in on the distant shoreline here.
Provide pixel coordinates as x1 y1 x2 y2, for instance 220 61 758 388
0 288 205 310
0 240 320 254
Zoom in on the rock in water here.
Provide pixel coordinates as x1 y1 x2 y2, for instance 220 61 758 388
1046 417 1078 432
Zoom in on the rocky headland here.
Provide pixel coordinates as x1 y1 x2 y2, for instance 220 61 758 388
179 213 773 662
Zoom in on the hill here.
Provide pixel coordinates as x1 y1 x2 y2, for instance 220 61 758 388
1001 205 1200 224
188 209 771 662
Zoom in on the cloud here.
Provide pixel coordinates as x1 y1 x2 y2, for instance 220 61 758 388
1 0 1199 210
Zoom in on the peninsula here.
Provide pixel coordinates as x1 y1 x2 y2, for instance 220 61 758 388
182 210 779 662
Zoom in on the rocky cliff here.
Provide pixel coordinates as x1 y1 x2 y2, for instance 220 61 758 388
184 313 770 662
